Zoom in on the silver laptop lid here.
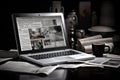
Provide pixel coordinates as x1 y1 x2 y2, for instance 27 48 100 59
12 13 69 54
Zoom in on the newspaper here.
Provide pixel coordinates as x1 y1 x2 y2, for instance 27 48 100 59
79 37 113 46
77 35 114 53
86 54 120 68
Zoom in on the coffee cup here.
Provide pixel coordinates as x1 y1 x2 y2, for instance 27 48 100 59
92 42 110 57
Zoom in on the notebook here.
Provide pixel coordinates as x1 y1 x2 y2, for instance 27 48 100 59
12 13 95 66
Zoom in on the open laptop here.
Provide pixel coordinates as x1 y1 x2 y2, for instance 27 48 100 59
12 13 95 66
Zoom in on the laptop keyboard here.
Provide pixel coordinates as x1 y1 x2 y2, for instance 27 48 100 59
29 50 79 60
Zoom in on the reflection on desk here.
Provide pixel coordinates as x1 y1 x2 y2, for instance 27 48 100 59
0 68 67 80
20 69 67 80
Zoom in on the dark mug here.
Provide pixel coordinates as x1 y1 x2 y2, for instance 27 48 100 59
92 42 110 57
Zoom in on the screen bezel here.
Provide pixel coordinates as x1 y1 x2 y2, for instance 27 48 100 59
12 13 70 54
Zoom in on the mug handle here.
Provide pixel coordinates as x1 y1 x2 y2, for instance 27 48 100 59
105 45 110 53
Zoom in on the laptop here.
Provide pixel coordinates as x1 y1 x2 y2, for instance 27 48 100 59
12 13 95 66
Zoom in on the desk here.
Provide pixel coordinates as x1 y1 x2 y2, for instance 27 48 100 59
0 66 120 80
67 67 120 80
0 51 120 80
0 51 68 80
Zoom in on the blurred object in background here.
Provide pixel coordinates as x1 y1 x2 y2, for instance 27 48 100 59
92 11 97 26
88 26 116 37
100 0 115 27
78 1 91 30
50 1 64 13
76 29 85 39
65 10 78 49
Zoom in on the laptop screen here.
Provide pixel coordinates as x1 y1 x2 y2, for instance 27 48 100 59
12 13 68 53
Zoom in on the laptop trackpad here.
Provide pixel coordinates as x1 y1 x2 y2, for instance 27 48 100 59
38 56 74 65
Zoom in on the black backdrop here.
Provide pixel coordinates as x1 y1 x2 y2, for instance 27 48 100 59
0 0 119 50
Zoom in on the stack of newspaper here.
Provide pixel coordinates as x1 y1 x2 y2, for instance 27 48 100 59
86 54 120 68
77 35 114 53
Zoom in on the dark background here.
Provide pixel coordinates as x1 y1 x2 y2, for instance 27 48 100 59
0 0 119 50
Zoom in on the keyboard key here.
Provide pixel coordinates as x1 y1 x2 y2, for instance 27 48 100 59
29 50 78 60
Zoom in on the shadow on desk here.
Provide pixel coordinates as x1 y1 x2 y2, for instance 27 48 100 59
20 69 67 80
0 69 67 80
66 67 120 80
